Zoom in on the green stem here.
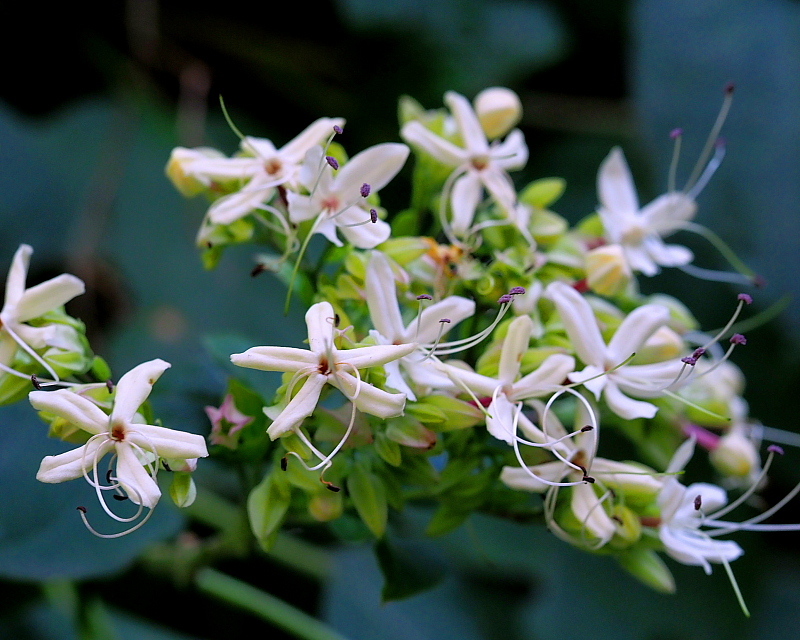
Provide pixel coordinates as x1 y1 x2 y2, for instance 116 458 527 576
195 568 350 640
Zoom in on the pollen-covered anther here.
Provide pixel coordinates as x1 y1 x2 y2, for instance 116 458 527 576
106 380 114 393
670 128 683 139
681 356 698 366
31 375 42 390
583 475 596 484
417 294 433 300
360 183 371 198
509 286 526 295
369 208 378 223
694 494 702 511
333 125 344 135
498 294 513 305
737 293 753 305
730 333 747 346
439 318 451 324
768 444 785 455
325 156 339 170
580 425 594 432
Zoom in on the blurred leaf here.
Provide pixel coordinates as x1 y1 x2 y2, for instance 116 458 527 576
375 537 446 602
347 461 388 538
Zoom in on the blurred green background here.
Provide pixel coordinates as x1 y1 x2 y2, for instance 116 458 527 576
1 0 799 638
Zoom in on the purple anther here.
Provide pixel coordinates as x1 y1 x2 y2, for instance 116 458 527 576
681 356 698 366
30 374 42 390
333 125 344 135
369 208 378 223
724 82 735 95
670 128 683 139
694 495 702 511
583 476 596 484
417 294 433 300
580 425 594 432
77 506 87 514
439 318 451 324
498 294 513 305
737 293 753 305
360 183 371 198
325 156 339 170
509 286 526 295
730 333 747 345
692 347 706 359
768 445 785 455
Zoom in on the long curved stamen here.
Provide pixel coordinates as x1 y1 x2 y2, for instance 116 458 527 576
667 128 683 193
77 479 156 539
686 140 726 200
284 211 326 314
700 296 749 351
674 221 758 284
684 84 734 192
0 361 37 379
420 299 512 356
540 387 600 471
704 446 779 522
2 322 60 381
438 166 470 246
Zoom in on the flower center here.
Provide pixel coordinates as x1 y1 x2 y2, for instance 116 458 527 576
318 357 332 376
621 223 647 245
110 421 127 442
264 158 283 176
321 196 341 214
471 155 490 171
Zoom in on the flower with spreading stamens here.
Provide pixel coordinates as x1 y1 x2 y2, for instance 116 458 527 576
597 147 696 276
31 359 208 510
401 91 528 237
0 244 86 381
287 144 409 249
364 251 475 400
231 301 417 439
546 280 681 420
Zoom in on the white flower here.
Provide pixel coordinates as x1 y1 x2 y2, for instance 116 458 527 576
546 281 681 420
0 244 85 379
32 359 209 509
173 117 344 226
657 438 744 574
287 143 409 249
597 147 696 276
401 91 528 236
438 314 574 443
364 252 475 400
231 301 417 439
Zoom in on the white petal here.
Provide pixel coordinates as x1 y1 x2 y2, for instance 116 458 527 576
480 166 517 212
436 362 498 398
444 91 489 154
606 304 670 364
305 301 337 356
640 192 697 235
337 343 417 370
128 424 209 460
111 359 171 424
336 208 391 248
333 143 409 196
183 156 262 182
546 281 607 367
498 315 534 384
491 129 528 170
510 353 575 401
411 296 475 344
643 237 693 268
208 173 276 225
115 443 161 508
4 244 32 308
267 373 327 439
36 438 114 483
486 393 517 443
314 217 345 247
501 461 567 492
571 482 617 543
450 172 482 235
365 252 405 340
383 360 416 401
603 381 658 420
400 121 467 166
667 437 696 475
231 346 319 372
598 147 639 215
624 244 660 276
332 371 407 419
286 190 316 224
15 274 85 322
660 525 743 572
29 389 109 435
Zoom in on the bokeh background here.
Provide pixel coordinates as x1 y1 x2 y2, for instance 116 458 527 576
1 0 800 638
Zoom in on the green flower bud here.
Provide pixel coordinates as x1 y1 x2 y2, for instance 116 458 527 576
616 548 676 593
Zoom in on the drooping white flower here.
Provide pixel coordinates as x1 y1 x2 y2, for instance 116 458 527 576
287 143 409 249
0 244 85 380
437 314 574 443
32 359 208 510
546 281 681 420
231 301 417 439
172 117 344 226
364 251 475 401
597 147 696 276
401 91 528 236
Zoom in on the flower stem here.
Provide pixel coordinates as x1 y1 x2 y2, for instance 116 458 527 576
195 568 350 640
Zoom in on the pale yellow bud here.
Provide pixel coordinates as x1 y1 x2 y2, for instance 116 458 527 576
474 87 522 139
710 430 760 479
585 244 632 296
634 326 685 364
166 147 223 197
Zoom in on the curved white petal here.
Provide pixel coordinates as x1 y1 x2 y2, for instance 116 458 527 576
365 252 405 340
444 91 489 154
29 389 109 435
607 304 670 364
498 315 533 385
598 147 639 215
279 117 345 163
546 281 607 366
501 461 567 492
231 346 319 372
332 370 407 418
208 173 276 225
480 166 517 212
36 438 114 483
16 274 85 322
4 244 32 307
643 237 693 268
640 192 697 235
337 343 417 370
400 121 466 166
486 393 517 443
115 443 161 508
111 359 171 424
128 424 209 460
267 373 327 439
491 129 528 170
571 482 616 543
412 296 475 344
333 143 409 195
305 301 336 356
450 172 482 235
336 208 392 248
510 353 575 401
603 381 658 420
383 359 416 401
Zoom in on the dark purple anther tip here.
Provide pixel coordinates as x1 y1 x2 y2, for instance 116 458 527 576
768 444 785 455
325 156 339 170
417 294 433 300
439 318 451 324
724 82 735 95
692 347 707 359
730 333 747 345
369 208 378 223
581 425 594 432
694 495 702 510
498 294 513 305
670 128 683 139
333 125 344 135
583 476 596 484
509 286 526 295
681 356 698 366
738 293 753 305
360 183 371 198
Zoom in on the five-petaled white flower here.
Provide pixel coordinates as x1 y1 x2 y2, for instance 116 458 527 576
1 244 85 379
287 143 409 249
546 281 681 420
32 359 209 509
437 314 575 443
364 251 475 401
597 147 696 276
171 117 344 226
401 91 528 236
231 301 417 439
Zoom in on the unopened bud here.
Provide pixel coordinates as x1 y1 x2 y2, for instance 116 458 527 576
474 87 522 139
585 244 632 297
710 429 759 479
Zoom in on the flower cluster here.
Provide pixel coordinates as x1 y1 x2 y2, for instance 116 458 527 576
13 85 794 610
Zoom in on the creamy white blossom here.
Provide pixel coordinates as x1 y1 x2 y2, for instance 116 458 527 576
32 359 208 509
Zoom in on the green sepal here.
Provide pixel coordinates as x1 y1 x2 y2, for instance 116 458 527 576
616 547 676 594
247 469 292 551
347 459 388 538
169 472 197 508
519 177 566 208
